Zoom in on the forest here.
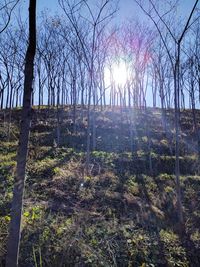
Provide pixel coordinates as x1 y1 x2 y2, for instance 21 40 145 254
0 0 200 266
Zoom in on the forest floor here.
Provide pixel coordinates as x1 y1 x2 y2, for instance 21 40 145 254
0 106 200 266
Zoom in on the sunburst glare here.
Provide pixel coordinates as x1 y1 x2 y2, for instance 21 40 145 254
104 60 130 87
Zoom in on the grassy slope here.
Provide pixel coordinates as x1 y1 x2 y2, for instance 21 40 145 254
0 106 200 266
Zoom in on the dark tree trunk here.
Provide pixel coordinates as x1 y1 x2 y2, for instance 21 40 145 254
6 0 36 266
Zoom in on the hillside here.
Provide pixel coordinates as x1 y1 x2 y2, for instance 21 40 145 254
0 106 200 266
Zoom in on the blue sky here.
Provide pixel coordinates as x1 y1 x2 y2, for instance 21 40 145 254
9 0 199 108
17 0 200 25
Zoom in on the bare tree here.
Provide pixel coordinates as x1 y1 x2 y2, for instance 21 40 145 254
0 0 20 34
134 0 199 231
59 0 117 173
6 0 37 266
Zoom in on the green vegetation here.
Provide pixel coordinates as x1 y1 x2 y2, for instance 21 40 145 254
0 107 200 266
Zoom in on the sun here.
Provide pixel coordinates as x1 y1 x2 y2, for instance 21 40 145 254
104 60 129 87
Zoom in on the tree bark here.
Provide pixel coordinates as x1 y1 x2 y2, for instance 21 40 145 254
6 1 36 266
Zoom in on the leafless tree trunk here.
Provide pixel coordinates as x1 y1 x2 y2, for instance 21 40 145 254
135 0 199 231
6 1 36 266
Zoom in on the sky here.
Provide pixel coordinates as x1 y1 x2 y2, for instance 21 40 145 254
5 0 199 108
17 0 200 25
